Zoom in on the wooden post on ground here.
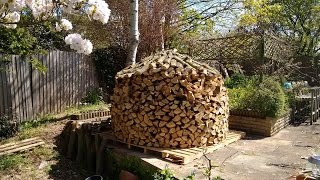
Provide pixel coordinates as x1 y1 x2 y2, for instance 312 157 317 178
96 138 107 174
76 126 84 165
67 121 77 159
85 133 95 172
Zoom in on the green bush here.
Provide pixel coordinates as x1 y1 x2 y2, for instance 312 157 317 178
92 46 127 100
81 88 104 105
0 27 38 55
105 150 157 180
227 75 289 117
225 74 250 88
153 166 195 180
0 116 20 139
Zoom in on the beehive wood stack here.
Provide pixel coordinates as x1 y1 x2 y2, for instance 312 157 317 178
111 50 229 148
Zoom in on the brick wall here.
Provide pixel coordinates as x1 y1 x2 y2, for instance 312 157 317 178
229 111 291 136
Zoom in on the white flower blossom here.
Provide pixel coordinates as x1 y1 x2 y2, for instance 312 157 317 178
65 33 93 55
87 0 111 24
8 0 25 11
56 19 73 31
0 0 110 54
2 12 20 29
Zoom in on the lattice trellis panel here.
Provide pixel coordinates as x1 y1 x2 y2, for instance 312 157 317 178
187 32 295 75
263 33 295 61
189 34 260 62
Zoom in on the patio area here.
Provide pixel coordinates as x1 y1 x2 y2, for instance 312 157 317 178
139 122 320 180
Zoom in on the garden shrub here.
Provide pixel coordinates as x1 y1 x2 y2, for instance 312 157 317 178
92 46 127 101
227 75 289 117
81 88 104 105
0 115 20 139
105 150 157 180
225 73 250 89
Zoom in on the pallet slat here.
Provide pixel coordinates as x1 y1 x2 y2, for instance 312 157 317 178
0 139 43 153
0 141 45 156
0 137 45 156
0 137 41 149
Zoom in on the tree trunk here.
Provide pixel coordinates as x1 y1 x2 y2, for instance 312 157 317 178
127 0 140 66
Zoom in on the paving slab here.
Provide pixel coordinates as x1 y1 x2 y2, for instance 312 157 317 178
147 122 320 180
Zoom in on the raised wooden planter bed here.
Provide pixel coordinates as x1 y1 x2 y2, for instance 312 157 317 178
229 110 291 136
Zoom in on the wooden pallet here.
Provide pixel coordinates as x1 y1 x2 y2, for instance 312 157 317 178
0 137 45 156
100 130 245 164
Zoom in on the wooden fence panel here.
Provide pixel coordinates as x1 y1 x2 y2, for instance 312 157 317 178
39 54 45 116
0 55 5 116
0 51 98 122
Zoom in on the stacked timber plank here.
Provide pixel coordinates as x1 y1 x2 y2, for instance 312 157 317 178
111 50 229 148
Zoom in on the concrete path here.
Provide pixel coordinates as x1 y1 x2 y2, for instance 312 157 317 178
147 122 320 180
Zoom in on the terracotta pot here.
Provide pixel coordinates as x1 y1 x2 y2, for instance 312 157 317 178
119 170 139 180
295 174 316 180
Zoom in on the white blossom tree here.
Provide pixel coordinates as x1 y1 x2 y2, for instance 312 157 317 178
0 0 111 55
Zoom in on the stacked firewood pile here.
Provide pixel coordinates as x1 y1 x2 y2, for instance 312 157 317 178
111 50 229 148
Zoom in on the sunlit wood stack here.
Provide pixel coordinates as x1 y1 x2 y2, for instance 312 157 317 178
111 50 229 148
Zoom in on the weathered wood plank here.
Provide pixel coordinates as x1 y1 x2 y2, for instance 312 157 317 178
0 137 41 149
32 55 40 117
72 53 76 106
39 54 45 116
47 52 54 113
44 54 49 114
0 54 5 116
75 53 79 105
11 56 20 121
0 140 45 156
56 51 61 113
17 59 26 121
25 60 32 120
61 51 67 110
2 61 9 116
7 56 14 117
67 52 71 107
51 51 58 113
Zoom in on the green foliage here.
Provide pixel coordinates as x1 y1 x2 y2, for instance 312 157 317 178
0 27 39 55
240 0 282 27
227 75 289 117
81 88 104 105
225 74 250 88
166 0 217 53
105 150 157 180
240 0 320 56
92 46 127 98
153 166 195 180
212 177 224 180
0 154 25 171
252 77 288 117
0 13 67 72
20 114 55 130
153 167 175 180
0 116 20 139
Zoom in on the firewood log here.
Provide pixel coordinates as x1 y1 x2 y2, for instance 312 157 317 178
111 50 229 148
